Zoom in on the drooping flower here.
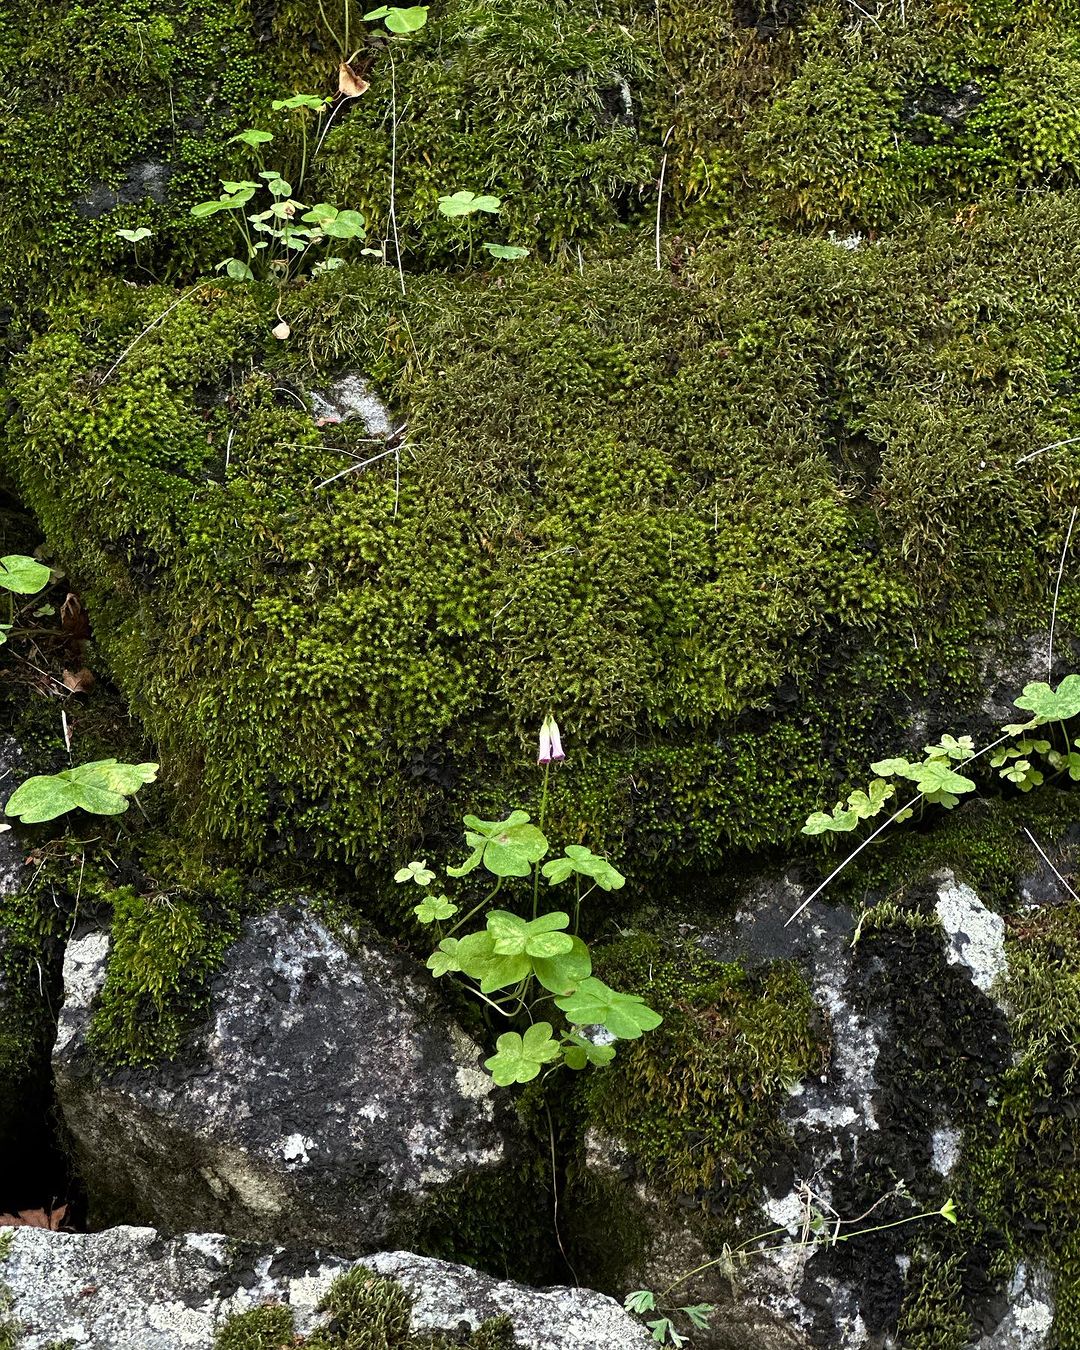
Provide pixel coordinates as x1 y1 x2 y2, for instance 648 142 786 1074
537 714 566 765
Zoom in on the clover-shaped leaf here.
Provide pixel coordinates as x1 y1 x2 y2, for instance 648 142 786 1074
900 759 976 797
301 204 366 238
395 859 436 886
364 4 429 32
454 930 531 993
542 844 625 890
438 190 502 218
426 938 461 977
870 757 912 777
923 734 975 761
0 555 50 596
414 894 457 924
555 977 663 1040
1049 749 1080 781
484 1021 561 1085
230 128 274 148
116 227 152 244
447 810 549 878
487 909 573 958
561 1032 616 1070
5 760 158 824
482 242 530 260
532 934 592 994
1013 675 1080 725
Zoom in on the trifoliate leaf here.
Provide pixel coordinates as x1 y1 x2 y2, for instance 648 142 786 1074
5 760 158 824
870 757 912 777
923 734 975 761
230 128 273 147
532 935 592 994
900 759 976 797
448 811 548 878
555 977 663 1039
438 190 502 217
413 894 457 923
454 930 531 993
0 555 50 595
395 858 436 886
561 1033 616 1070
1013 675 1080 725
542 844 625 890
483 1021 561 1085
426 938 461 977
486 910 573 958
116 227 152 243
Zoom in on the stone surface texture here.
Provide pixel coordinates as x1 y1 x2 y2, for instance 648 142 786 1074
53 906 512 1251
0 1226 652 1349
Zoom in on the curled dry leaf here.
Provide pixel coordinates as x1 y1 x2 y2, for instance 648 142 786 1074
338 62 370 98
62 668 95 694
0 1204 70 1230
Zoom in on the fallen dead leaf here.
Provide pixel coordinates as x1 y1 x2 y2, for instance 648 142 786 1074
0 1204 69 1230
62 668 95 693
338 62 370 98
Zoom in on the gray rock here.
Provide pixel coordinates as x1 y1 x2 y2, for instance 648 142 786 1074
54 906 513 1252
74 160 173 219
0 1225 652 1349
969 1262 1055 1350
934 871 1007 998
308 373 394 435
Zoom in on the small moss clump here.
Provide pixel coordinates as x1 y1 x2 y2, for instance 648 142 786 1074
214 1267 517 1349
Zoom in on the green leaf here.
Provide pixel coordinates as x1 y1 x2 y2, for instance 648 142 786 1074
426 938 461 978
870 757 912 777
414 893 457 923
802 811 837 836
900 759 976 797
624 1292 657 1315
542 844 625 890
647 1318 686 1347
923 734 975 761
940 1197 958 1224
115 227 152 243
438 190 502 218
482 242 530 260
230 129 274 148
383 5 428 32
394 858 435 886
272 93 330 111
302 203 366 238
454 930 531 993
216 258 254 282
484 1021 561 1085
1013 675 1080 725
561 1032 616 1070
0 555 50 596
1049 749 1080 781
680 1305 714 1331
532 935 592 994
449 811 548 877
5 759 158 824
555 977 663 1039
486 910 573 958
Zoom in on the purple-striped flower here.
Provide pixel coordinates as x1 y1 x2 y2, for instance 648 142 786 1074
537 714 566 765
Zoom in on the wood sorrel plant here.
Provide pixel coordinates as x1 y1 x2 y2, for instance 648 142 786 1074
395 716 661 1087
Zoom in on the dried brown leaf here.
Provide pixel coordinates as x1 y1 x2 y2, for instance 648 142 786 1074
0 1204 69 1230
338 63 370 98
62 668 95 693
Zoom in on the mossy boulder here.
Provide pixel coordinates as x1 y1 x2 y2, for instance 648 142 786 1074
7 196 1080 872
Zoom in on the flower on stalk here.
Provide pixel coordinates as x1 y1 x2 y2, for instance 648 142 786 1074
537 714 566 765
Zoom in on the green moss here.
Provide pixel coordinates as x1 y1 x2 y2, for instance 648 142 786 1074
6 198 1080 875
583 936 824 1220
213 1266 517 1349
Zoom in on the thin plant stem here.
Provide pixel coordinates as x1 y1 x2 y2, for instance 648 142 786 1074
545 1103 580 1286
534 760 551 919
1023 826 1080 903
388 44 406 296
318 0 345 56
445 879 503 938
97 282 211 386
1048 503 1078 679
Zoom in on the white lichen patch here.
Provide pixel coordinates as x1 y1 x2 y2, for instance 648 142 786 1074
934 873 1007 996
931 1125 962 1176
